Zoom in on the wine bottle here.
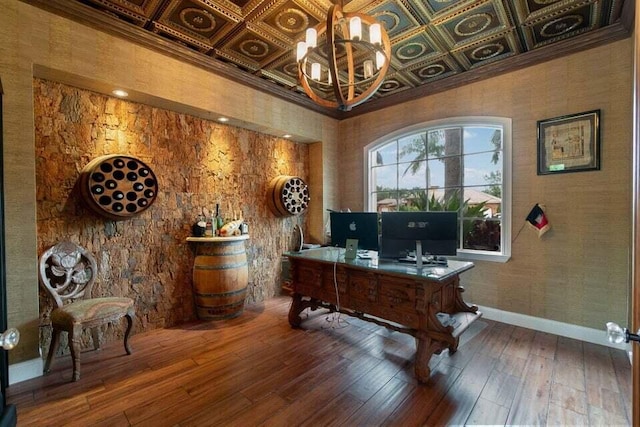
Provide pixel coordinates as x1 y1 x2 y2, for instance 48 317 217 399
216 203 224 235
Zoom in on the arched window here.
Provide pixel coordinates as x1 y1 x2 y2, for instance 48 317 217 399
365 117 512 262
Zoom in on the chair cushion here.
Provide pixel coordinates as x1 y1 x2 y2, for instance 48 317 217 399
51 297 134 327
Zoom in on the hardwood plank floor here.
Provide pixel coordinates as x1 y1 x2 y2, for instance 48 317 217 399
7 296 632 426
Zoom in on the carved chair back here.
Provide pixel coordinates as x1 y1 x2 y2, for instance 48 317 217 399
39 241 98 309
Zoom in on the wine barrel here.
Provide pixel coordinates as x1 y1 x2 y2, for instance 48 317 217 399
192 238 248 320
267 175 310 217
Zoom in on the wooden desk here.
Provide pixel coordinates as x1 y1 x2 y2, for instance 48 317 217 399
284 247 482 383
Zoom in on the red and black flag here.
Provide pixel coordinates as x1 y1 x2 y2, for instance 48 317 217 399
526 204 551 237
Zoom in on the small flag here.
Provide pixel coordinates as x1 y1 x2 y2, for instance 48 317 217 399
526 204 551 238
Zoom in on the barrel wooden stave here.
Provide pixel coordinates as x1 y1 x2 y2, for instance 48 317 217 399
192 240 248 320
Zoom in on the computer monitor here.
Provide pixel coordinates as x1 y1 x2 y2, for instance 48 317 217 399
379 211 458 260
329 212 379 251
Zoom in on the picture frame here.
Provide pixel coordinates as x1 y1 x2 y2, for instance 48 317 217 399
537 110 600 175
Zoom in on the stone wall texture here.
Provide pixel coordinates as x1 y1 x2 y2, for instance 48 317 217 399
34 79 308 349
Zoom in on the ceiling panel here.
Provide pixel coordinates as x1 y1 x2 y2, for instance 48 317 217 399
26 0 632 117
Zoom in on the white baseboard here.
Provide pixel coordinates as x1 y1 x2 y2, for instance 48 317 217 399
9 357 43 385
478 305 632 352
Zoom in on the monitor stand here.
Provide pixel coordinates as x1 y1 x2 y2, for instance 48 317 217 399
415 240 423 269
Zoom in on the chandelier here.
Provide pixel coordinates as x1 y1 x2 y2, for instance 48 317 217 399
296 1 391 111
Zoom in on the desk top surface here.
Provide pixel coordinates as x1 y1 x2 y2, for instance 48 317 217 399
284 247 474 281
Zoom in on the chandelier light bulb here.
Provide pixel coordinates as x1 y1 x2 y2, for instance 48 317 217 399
296 41 307 61
364 60 374 79
306 28 317 48
376 51 386 69
349 16 362 41
370 23 382 45
311 62 321 81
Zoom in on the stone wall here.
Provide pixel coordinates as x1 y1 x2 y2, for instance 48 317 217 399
34 79 308 347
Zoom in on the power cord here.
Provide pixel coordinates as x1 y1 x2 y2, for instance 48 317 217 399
323 247 349 329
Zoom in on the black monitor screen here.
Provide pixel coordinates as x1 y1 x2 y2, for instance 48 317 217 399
380 211 458 258
329 212 379 251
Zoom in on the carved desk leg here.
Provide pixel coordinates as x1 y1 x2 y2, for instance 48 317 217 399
454 285 478 313
288 293 316 328
414 331 443 383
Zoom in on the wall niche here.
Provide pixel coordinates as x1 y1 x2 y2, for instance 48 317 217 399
34 78 308 350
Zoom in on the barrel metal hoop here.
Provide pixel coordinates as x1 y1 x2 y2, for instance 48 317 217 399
195 288 247 298
195 261 247 270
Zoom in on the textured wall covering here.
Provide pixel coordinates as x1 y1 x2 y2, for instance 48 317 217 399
34 79 308 347
337 39 633 330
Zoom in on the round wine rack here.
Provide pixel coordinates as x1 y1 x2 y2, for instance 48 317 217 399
267 175 310 217
80 155 158 220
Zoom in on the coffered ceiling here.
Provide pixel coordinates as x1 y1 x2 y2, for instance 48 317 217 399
25 0 632 118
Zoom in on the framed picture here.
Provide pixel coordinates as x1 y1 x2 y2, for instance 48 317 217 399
537 110 600 175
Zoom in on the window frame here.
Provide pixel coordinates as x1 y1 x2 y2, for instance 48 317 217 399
364 116 512 263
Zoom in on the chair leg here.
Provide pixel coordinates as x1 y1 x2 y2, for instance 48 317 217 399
69 324 82 382
91 327 101 351
43 329 61 374
124 314 133 355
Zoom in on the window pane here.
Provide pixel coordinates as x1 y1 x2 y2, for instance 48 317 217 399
398 160 426 190
479 169 502 199
464 187 502 218
400 189 428 211
427 129 446 159
372 141 397 166
463 152 500 186
427 188 461 211
464 127 502 154
427 156 462 189
372 164 397 190
374 191 399 212
463 218 501 251
426 159 444 188
398 133 426 163
442 128 462 157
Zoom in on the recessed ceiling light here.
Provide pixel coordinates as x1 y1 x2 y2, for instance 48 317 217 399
218 117 229 122
112 89 129 97
283 134 292 139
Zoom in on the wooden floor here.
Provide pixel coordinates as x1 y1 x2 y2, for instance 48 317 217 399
8 296 632 426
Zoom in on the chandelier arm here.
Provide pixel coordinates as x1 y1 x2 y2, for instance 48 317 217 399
345 14 392 109
327 4 347 108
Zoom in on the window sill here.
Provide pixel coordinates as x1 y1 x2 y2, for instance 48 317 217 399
454 250 510 263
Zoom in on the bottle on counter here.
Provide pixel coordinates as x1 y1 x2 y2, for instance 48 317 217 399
194 215 208 237
216 203 224 235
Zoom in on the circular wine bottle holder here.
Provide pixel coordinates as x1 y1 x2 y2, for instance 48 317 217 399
80 155 158 220
267 175 310 217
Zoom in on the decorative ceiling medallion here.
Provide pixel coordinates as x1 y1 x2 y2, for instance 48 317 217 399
379 80 402 92
372 11 401 33
540 15 583 37
397 42 427 60
283 62 298 77
180 7 216 32
274 8 308 34
240 39 269 58
419 63 446 78
455 13 492 37
471 42 505 60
